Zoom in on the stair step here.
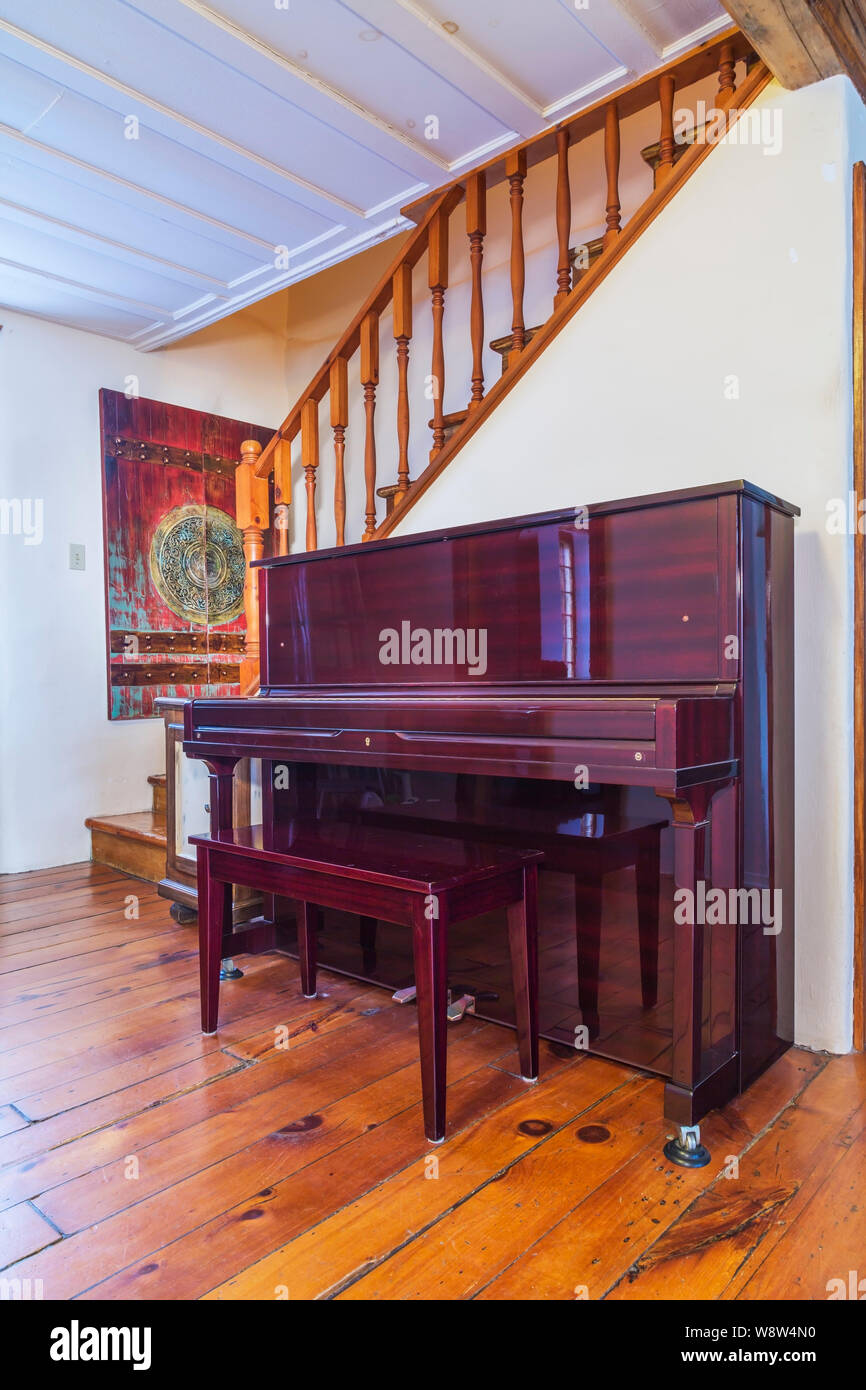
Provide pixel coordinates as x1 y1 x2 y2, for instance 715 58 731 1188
147 772 166 817
85 810 167 884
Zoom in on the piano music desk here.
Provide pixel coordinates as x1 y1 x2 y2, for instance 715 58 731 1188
191 820 543 1143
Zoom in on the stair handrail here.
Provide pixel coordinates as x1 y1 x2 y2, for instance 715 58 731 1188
248 28 759 558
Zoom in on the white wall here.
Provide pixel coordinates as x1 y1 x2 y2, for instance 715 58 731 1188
393 77 858 1056
0 308 287 874
0 227 435 875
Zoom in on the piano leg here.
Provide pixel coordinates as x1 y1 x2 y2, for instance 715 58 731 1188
657 784 717 1169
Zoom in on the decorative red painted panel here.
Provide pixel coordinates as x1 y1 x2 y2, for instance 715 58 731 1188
98 389 274 719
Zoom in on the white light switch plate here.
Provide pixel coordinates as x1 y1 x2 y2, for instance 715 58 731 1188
69 543 86 571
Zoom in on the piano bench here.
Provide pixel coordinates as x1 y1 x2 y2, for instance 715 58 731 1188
358 804 666 1039
191 822 543 1145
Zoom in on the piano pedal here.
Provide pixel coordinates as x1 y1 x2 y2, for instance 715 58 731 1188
446 991 476 1023
220 958 243 981
451 986 499 1005
663 1123 711 1169
391 985 488 1022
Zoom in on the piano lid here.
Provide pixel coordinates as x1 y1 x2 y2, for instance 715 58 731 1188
256 483 775 691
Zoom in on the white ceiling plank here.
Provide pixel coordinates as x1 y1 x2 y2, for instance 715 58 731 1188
154 0 454 173
0 196 235 291
0 154 265 280
0 273 157 338
0 0 736 346
348 0 547 136
154 0 514 169
0 122 301 253
0 13 369 216
0 56 359 247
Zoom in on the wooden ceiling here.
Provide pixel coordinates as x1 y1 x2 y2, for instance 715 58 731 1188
0 0 731 348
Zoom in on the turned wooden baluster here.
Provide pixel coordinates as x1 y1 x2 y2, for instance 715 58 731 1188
330 357 348 545
507 149 527 355
554 127 572 309
466 171 486 408
603 101 621 249
272 437 290 557
429 208 448 458
657 73 676 185
393 264 412 495
717 41 736 103
301 398 319 552
236 439 267 690
361 309 379 540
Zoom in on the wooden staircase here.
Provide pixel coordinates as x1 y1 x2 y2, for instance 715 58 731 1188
85 773 167 883
230 29 768 634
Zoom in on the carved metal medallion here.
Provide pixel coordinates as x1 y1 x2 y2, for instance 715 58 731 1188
149 504 245 626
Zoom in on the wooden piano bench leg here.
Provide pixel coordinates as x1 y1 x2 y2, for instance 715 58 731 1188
298 901 319 999
411 906 449 1144
507 865 539 1082
196 846 230 1035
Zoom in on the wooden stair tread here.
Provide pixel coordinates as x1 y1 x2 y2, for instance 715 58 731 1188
426 408 470 430
85 811 166 846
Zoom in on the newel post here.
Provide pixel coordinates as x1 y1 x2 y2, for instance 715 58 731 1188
235 439 267 694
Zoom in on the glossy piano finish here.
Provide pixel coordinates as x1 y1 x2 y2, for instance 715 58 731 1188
256 489 743 690
183 480 799 1137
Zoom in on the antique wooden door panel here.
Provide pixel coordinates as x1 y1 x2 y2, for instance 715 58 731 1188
99 389 273 719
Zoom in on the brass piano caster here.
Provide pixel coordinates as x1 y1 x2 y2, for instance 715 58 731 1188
664 1123 711 1169
220 958 243 981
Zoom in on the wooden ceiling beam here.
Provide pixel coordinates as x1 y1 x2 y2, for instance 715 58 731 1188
722 1 866 99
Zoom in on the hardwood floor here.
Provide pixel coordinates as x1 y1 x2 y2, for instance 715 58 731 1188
0 861 863 1302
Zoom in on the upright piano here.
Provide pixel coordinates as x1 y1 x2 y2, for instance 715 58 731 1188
183 480 797 1155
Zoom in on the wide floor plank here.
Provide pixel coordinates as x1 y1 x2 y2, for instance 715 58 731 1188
0 864 862 1302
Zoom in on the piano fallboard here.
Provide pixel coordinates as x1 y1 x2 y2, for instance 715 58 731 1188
184 689 736 791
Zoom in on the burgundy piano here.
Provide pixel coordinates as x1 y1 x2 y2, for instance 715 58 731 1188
183 480 797 1165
